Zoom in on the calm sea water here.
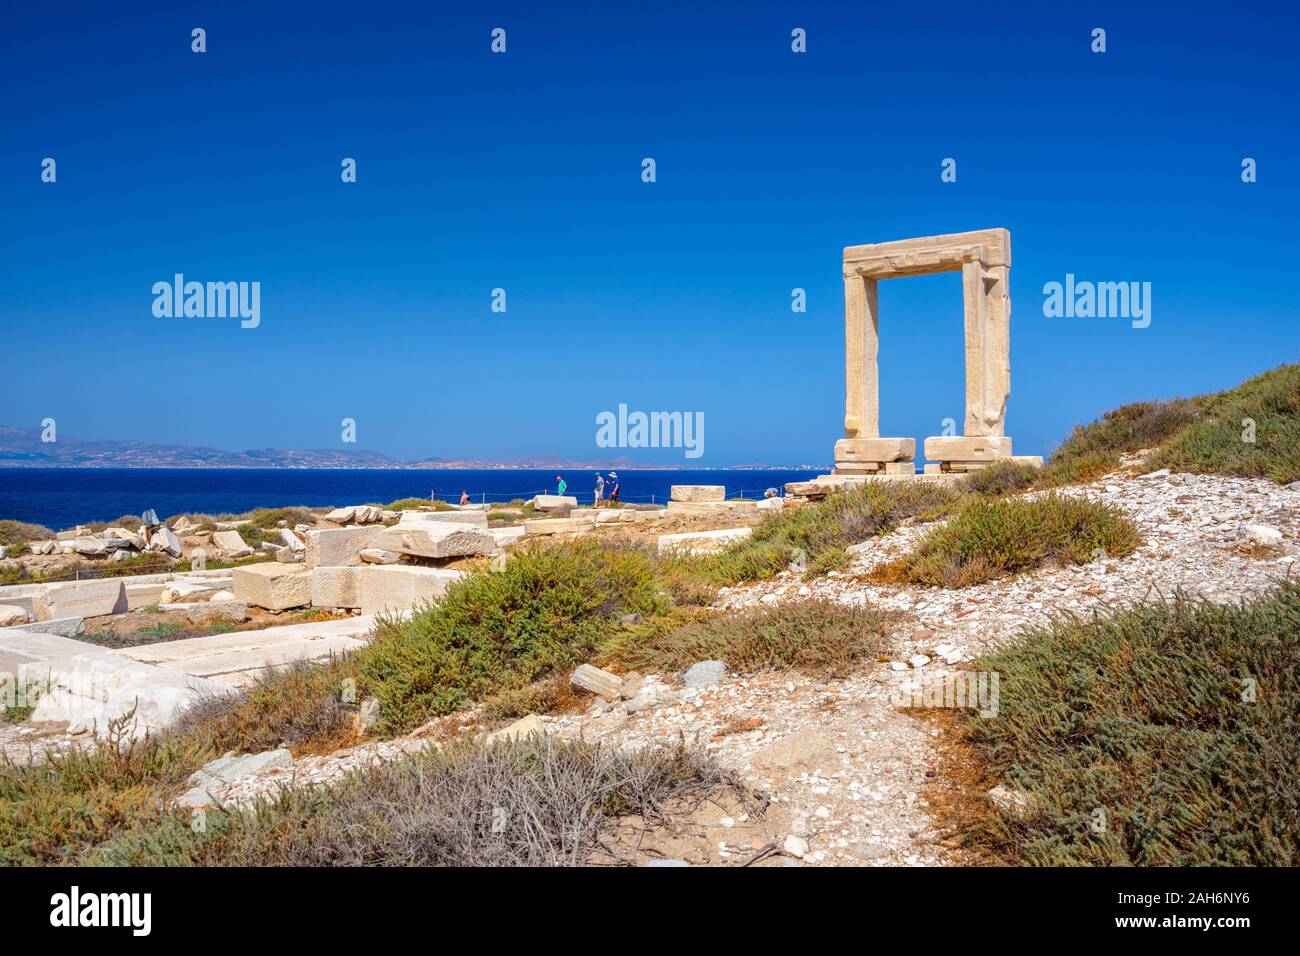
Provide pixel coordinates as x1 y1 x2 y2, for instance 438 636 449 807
0 468 821 531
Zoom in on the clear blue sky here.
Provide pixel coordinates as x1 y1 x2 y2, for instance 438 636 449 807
2 1 1295 465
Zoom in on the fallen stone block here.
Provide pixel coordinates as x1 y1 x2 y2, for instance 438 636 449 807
0 605 28 627
44 579 128 619
232 563 312 610
486 714 547 744
523 516 597 536
488 526 526 548
119 615 376 686
326 506 358 524
70 536 109 557
358 565 465 616
277 528 306 552
311 565 363 609
670 485 726 503
358 548 402 564
212 530 253 558
665 500 760 517
4 630 238 738
159 578 229 604
305 526 381 568
150 526 184 557
923 435 1013 462
531 494 578 513
571 663 623 699
8 616 85 637
371 521 493 558
395 509 489 528
165 601 250 625
756 496 785 511
657 527 753 555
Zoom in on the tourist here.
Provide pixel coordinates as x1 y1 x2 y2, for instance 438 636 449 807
607 471 620 506
594 472 605 507
556 474 567 496
459 490 470 506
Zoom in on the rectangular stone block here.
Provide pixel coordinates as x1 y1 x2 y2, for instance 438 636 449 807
305 526 381 568
232 562 312 610
570 664 623 699
44 579 128 620
523 516 597 536
311 566 362 609
834 437 916 464
924 435 1013 461
371 521 493 558
669 485 725 503
394 510 489 527
531 494 578 512
883 461 915 475
358 566 465 616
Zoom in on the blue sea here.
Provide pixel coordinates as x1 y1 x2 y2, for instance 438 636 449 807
0 468 822 531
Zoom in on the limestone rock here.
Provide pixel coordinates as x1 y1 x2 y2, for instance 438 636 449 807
783 834 808 859
212 530 253 558
923 435 1013 462
179 749 294 808
1244 524 1283 546
531 494 578 513
276 528 306 552
670 485 725 503
305 526 381 568
358 548 402 564
232 563 312 610
357 565 464 616
311 566 362 609
571 663 623 699
150 526 184 557
682 660 727 688
371 520 493 559
0 604 28 626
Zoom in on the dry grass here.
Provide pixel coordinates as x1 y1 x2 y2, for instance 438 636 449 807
91 736 756 867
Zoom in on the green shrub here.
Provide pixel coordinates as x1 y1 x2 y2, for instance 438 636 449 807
358 540 673 733
385 498 452 511
0 711 213 865
962 583 1300 865
1145 364 1300 483
878 493 1139 587
601 601 895 678
1042 397 1202 484
706 481 959 584
959 460 1039 497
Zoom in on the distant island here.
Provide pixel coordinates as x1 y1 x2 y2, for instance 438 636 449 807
0 426 823 471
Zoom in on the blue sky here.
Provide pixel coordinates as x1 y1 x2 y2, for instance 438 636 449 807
2 1 1295 465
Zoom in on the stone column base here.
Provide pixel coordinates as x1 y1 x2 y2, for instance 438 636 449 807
832 437 916 475
921 437 1042 474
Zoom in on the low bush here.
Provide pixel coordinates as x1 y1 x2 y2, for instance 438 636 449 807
960 583 1300 865
359 540 673 733
873 493 1139 588
601 601 895 678
0 519 53 547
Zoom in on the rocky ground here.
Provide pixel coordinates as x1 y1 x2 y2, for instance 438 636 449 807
7 466 1294 865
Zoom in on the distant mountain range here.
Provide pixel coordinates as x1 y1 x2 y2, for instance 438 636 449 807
0 426 817 470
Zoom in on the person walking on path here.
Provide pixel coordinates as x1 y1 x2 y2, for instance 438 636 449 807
556 475 567 496
594 472 605 507
607 471 620 506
